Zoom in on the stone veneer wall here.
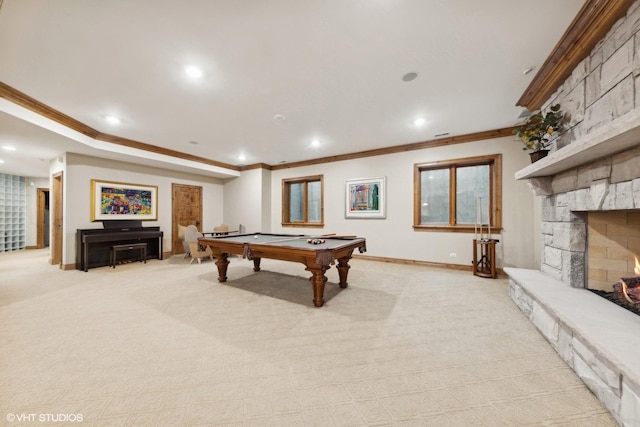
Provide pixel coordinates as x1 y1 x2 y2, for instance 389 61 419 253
538 148 640 287
535 0 640 287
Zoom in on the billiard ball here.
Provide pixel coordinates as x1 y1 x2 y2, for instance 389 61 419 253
254 235 258 239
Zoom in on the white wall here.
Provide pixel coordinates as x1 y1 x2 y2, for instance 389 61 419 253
261 168 271 232
264 136 537 269
61 154 224 266
223 168 266 234
39 135 538 269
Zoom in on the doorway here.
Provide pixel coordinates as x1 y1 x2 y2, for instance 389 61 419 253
51 172 63 266
171 183 203 255
36 188 50 248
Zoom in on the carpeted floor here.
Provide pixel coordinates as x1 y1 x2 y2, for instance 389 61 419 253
0 249 616 426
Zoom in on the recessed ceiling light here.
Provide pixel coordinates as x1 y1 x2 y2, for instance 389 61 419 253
2 145 16 151
105 115 120 125
311 139 321 148
522 66 535 75
0 159 4 164
413 118 426 126
189 140 199 145
185 65 203 79
238 154 246 162
402 72 418 82
274 114 286 121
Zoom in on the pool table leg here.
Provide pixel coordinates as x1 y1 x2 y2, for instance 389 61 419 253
215 253 229 282
306 266 329 307
336 256 351 288
253 257 261 272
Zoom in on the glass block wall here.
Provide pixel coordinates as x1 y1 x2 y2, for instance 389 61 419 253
0 174 26 252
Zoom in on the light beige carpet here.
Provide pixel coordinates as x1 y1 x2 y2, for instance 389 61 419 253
0 249 616 426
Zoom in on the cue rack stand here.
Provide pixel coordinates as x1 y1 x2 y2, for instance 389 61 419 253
472 197 499 279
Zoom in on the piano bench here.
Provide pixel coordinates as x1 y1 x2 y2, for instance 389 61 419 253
111 243 147 268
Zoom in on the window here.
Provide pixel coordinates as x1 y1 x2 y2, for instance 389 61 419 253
282 175 324 227
413 154 501 232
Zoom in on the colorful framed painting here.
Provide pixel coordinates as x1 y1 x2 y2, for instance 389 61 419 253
91 180 158 221
345 177 386 219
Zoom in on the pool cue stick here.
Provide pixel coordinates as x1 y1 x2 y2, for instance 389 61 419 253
261 236 308 244
314 233 357 239
487 198 491 239
474 197 478 240
479 197 483 240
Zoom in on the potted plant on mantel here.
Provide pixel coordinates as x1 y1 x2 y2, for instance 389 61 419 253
513 104 564 163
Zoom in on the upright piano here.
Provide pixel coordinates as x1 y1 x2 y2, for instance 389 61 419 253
76 220 163 271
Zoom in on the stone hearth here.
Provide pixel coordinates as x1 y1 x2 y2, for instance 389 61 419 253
506 268 640 426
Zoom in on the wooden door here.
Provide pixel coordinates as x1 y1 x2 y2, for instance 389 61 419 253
36 188 49 248
51 173 63 266
172 183 203 254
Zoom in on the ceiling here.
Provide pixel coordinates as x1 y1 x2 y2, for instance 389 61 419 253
0 0 586 179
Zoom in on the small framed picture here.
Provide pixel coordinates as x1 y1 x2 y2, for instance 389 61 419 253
345 177 386 219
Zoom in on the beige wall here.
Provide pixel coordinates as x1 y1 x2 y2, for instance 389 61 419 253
58 153 225 266
242 135 539 269
40 134 538 269
223 168 273 234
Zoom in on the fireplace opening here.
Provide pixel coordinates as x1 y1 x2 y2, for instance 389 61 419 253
587 211 640 316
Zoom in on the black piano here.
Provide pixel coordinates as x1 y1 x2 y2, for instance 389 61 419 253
77 220 163 271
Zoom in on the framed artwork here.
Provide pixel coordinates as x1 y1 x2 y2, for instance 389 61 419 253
91 179 158 221
345 177 386 218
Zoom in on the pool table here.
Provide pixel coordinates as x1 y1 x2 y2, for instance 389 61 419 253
198 233 367 307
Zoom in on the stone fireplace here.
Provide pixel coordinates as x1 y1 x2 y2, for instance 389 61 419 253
507 110 640 427
505 2 640 424
506 125 640 427
526 134 640 291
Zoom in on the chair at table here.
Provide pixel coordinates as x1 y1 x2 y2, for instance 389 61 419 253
213 223 229 235
177 224 191 258
184 225 213 264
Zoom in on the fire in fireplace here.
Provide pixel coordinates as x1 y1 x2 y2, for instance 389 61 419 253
591 256 640 317
617 257 640 304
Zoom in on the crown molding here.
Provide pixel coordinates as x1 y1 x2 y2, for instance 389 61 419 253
0 81 99 138
270 127 515 170
0 81 240 171
1 80 516 172
517 0 635 110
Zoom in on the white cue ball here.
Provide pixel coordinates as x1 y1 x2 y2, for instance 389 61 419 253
254 235 258 239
